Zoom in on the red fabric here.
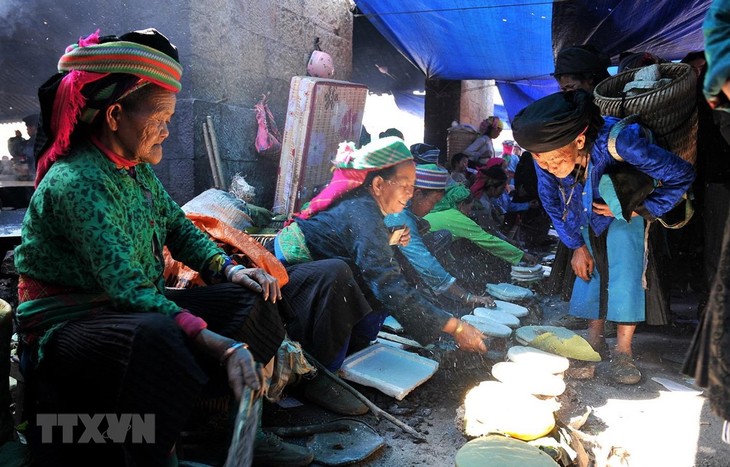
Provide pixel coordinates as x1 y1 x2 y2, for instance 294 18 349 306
75 29 101 49
174 311 208 338
35 70 111 187
254 98 281 157
90 135 138 169
485 157 505 169
18 275 81 303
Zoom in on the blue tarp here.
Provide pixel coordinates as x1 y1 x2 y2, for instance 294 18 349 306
355 0 711 120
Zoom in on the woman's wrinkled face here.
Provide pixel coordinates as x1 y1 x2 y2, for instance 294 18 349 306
115 88 176 165
371 161 416 215
411 189 444 217
557 75 594 93
533 142 581 178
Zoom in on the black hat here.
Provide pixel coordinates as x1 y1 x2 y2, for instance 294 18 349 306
554 45 610 77
512 90 604 153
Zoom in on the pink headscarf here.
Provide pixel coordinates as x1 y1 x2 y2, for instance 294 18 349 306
479 116 503 135
289 137 413 224
485 157 505 169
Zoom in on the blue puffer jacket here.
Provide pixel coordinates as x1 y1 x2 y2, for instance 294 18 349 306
704 0 730 106
535 117 695 249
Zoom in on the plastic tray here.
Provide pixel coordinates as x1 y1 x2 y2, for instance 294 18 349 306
339 344 438 400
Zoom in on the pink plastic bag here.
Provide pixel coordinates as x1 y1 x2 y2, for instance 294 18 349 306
254 95 281 157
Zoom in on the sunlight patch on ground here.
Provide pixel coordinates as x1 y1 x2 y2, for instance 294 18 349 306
591 391 704 466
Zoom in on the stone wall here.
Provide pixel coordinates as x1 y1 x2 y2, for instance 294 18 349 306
178 0 354 207
3 0 354 207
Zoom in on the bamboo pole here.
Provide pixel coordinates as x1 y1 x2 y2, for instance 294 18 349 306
303 350 426 442
203 121 221 189
206 115 226 189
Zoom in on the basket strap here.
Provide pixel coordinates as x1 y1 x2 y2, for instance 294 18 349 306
657 193 695 229
607 114 643 161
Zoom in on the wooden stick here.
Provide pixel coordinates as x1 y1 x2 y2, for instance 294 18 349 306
203 121 221 189
303 350 426 441
266 420 352 438
205 115 226 189
224 386 259 467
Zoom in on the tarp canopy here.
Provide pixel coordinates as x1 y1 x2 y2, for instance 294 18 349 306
355 0 711 120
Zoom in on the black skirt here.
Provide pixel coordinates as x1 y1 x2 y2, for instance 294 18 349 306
280 259 372 368
23 283 285 467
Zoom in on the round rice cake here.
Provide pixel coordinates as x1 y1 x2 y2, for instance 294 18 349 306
491 361 566 397
486 283 534 301
492 300 529 317
507 346 570 374
455 435 559 466
462 315 512 338
472 307 521 327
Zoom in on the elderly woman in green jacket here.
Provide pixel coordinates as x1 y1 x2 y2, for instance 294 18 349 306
13 28 309 466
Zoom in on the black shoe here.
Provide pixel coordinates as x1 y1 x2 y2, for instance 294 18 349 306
254 431 313 467
298 372 369 416
552 314 589 330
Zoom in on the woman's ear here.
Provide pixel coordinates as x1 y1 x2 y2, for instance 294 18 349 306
575 134 586 150
105 103 124 132
370 175 385 195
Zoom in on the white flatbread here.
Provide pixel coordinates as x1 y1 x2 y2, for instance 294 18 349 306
472 307 521 328
492 300 529 318
511 264 544 274
462 315 512 338
507 345 570 374
486 283 534 301
491 361 566 397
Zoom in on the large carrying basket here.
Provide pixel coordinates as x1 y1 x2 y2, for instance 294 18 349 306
593 63 697 164
447 126 479 165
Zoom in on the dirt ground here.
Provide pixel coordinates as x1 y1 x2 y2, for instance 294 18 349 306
261 293 730 467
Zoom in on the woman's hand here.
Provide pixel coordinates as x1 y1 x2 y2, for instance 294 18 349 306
469 294 496 308
453 321 488 352
223 343 264 401
398 226 411 247
193 329 262 400
445 318 487 352
229 266 282 303
522 253 539 266
592 201 614 217
571 245 594 281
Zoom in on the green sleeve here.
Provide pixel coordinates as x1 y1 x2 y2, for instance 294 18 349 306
437 210 524 265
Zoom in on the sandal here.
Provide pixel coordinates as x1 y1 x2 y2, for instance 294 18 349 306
610 353 641 385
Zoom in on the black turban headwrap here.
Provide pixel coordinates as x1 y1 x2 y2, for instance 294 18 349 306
512 90 604 153
553 45 611 77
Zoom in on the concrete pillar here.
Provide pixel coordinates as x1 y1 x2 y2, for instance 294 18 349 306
460 80 495 128
424 78 462 161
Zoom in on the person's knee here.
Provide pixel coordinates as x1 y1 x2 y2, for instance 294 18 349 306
311 258 355 283
132 313 183 343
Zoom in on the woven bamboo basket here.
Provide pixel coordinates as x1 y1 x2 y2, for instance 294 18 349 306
594 63 697 164
447 127 479 164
